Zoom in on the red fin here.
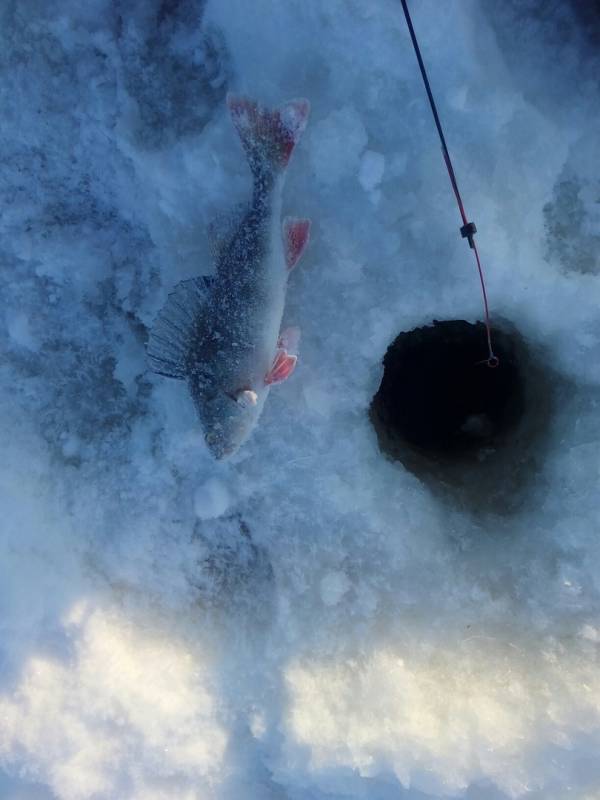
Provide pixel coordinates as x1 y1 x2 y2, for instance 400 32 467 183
265 349 297 385
283 218 311 270
227 94 310 174
278 326 301 354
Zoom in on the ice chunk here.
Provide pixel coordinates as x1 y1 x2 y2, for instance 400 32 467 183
446 84 469 110
320 570 351 607
580 624 600 643
302 380 336 418
193 478 231 520
358 150 385 192
6 311 37 350
309 106 368 186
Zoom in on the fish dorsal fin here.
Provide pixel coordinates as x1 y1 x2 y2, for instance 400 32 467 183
283 217 311 270
147 275 214 379
208 203 249 264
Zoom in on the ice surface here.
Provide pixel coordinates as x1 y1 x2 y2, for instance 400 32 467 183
1 0 600 798
359 150 386 193
194 477 232 520
319 569 351 607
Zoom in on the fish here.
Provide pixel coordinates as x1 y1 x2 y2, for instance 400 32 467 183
147 94 311 459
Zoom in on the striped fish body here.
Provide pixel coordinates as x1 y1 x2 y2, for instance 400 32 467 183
148 96 311 459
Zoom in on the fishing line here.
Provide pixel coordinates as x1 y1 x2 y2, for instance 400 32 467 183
399 0 498 368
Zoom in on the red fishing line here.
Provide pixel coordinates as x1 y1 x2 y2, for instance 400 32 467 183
400 0 498 368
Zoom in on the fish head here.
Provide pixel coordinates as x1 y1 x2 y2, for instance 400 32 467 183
196 386 266 460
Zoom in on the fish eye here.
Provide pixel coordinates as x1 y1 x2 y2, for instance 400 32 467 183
224 391 240 405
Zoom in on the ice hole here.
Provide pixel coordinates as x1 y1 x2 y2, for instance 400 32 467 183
370 319 553 513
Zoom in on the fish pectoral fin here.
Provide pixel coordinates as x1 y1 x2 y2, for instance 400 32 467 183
265 349 297 385
147 275 214 379
277 326 301 354
283 217 311 270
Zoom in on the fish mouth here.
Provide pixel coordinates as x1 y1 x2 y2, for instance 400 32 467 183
204 431 238 460
202 388 259 459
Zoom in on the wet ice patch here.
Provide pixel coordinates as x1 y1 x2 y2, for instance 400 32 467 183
544 172 600 275
117 0 229 149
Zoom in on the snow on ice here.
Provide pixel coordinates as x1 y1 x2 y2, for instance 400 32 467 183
1 0 600 798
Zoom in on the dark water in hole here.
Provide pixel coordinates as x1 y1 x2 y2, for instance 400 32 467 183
370 320 556 514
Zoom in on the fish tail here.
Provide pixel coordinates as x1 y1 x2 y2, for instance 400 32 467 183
227 94 310 178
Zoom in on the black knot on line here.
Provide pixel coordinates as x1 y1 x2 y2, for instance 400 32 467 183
460 221 477 248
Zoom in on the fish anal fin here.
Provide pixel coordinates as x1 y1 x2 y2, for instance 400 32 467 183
283 217 311 270
265 349 297 385
147 275 214 380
